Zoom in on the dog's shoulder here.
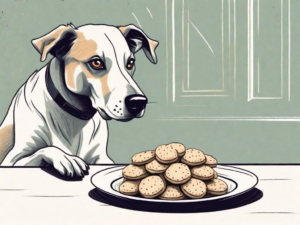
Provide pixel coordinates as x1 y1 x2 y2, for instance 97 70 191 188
24 66 47 96
13 66 50 128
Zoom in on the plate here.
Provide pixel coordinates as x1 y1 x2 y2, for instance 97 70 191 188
91 165 258 204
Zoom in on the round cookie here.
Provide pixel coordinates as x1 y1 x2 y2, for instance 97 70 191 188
164 163 191 184
191 165 214 180
120 180 141 196
159 185 185 200
139 175 166 198
174 156 182 163
205 155 218 168
159 173 167 186
155 144 178 164
122 164 149 180
145 159 169 174
132 150 155 165
203 193 215 198
180 178 206 199
168 142 186 156
181 148 206 166
205 179 228 195
213 169 218 179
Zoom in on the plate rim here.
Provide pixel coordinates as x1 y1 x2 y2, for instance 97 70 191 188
91 165 259 203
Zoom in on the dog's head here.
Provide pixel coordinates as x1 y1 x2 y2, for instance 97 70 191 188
32 23 158 121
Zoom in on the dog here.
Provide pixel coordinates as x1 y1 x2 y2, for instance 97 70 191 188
0 23 158 177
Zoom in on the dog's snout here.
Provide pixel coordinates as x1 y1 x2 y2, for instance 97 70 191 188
125 95 148 115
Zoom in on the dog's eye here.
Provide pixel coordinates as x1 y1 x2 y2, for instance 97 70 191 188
126 59 135 70
89 59 104 70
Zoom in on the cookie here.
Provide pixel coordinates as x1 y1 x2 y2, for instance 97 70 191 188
120 180 141 196
139 175 166 198
156 144 178 164
181 148 206 166
164 163 191 184
191 165 214 180
145 159 169 174
180 178 206 199
168 142 186 156
213 169 218 179
159 173 167 186
205 179 228 195
132 150 156 165
203 193 215 198
174 156 182 163
122 164 149 180
159 185 185 200
205 155 218 168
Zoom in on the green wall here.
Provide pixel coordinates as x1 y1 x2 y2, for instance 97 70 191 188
1 0 300 163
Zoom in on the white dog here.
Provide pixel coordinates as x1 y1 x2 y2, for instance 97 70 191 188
0 23 158 176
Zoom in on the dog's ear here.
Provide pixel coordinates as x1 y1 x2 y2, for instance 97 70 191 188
31 23 78 62
118 24 159 64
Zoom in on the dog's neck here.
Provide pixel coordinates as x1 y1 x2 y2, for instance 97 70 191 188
49 58 93 112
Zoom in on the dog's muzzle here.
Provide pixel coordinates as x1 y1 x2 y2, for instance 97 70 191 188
125 94 148 116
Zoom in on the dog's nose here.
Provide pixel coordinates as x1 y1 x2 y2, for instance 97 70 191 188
125 94 148 115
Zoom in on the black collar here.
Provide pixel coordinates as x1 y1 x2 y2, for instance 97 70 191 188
45 64 97 120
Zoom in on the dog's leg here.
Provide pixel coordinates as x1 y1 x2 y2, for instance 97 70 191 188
94 151 114 164
1 85 89 176
13 147 89 176
84 118 114 165
83 143 114 165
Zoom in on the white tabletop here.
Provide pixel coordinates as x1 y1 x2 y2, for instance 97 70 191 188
0 165 299 225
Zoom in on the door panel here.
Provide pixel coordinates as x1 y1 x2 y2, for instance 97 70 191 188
167 0 233 106
250 0 284 100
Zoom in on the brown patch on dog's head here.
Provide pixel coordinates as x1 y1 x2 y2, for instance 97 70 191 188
99 73 110 97
52 30 111 96
80 65 110 97
66 32 98 61
149 39 158 52
65 61 80 89
118 26 127 35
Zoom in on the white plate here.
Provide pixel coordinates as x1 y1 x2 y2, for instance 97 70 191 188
91 165 258 203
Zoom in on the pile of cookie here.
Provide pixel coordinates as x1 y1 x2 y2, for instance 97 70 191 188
120 143 228 200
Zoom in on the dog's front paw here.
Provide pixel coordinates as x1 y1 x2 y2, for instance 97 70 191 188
41 147 89 177
53 155 89 177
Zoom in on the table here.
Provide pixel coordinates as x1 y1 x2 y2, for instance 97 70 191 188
0 165 299 225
